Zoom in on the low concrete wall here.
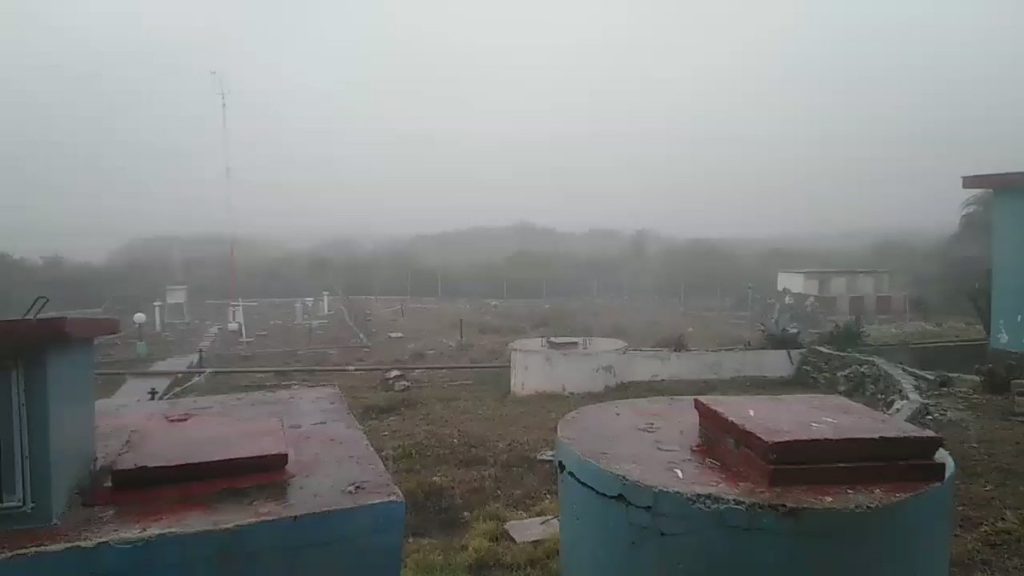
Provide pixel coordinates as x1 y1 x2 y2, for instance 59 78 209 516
510 338 802 395
858 340 987 373
510 338 627 395
617 349 802 383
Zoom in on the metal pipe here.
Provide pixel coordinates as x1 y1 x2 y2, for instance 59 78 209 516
204 344 369 355
95 362 509 377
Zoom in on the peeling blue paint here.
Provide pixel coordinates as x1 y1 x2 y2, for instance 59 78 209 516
992 189 1024 352
0 502 405 576
557 428 955 576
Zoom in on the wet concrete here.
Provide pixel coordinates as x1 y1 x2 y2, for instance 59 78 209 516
109 353 197 401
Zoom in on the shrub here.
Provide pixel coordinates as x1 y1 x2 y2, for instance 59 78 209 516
820 318 866 351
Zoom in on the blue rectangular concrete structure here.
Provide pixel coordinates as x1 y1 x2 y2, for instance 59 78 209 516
0 388 405 576
963 172 1024 353
0 317 119 530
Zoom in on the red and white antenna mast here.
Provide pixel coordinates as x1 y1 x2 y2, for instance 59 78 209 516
211 70 240 333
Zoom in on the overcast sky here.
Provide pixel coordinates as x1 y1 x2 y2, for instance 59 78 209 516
2 0 1022 258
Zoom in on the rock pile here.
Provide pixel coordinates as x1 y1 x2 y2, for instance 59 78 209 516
797 347 906 413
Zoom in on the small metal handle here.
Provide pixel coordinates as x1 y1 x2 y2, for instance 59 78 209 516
22 296 49 319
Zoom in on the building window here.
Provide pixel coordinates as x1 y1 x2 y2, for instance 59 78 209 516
0 362 30 511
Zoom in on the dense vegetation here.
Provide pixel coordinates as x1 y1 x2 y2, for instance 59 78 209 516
0 212 988 322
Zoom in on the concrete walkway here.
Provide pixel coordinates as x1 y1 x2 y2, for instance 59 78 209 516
109 353 197 402
337 301 370 346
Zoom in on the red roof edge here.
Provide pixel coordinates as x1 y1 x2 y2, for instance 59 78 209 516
0 317 121 350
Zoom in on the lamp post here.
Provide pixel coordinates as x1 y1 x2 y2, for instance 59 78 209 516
132 312 148 358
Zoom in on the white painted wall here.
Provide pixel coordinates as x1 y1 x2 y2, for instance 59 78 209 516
876 273 891 293
776 272 806 293
510 345 624 395
510 338 802 395
617 349 802 382
856 274 876 294
829 276 848 295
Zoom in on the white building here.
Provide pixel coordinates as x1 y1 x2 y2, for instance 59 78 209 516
776 269 904 317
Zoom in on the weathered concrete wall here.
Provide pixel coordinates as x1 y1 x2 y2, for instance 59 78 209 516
510 343 624 395
0 500 406 576
859 340 987 373
796 346 924 421
617 349 801 382
510 338 802 395
991 189 1024 352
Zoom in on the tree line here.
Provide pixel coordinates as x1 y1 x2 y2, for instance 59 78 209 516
0 214 989 325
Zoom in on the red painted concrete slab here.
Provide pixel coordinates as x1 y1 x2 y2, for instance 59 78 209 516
0 317 119 350
694 395 942 465
698 427 946 486
111 414 288 488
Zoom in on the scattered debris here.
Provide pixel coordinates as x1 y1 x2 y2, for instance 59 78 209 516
345 481 365 494
392 380 411 392
505 516 559 543
535 449 555 462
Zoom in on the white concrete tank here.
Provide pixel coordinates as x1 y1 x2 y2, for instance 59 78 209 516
509 337 628 396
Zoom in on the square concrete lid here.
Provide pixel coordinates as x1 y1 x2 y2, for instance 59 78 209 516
110 413 289 489
694 395 943 465
0 317 119 350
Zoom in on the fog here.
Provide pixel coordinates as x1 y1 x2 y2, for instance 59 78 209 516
2 0 1022 258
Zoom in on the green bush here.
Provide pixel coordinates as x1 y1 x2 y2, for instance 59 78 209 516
820 318 866 351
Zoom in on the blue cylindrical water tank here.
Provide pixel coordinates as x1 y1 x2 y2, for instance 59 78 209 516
557 396 955 576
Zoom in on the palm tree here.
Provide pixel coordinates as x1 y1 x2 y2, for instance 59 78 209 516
955 190 993 247
949 190 993 335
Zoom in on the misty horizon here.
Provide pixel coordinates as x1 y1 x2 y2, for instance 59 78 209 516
5 220 953 263
4 1 1022 259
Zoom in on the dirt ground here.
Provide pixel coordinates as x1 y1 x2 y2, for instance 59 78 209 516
200 297 756 366
96 296 1019 575
923 385 1024 576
